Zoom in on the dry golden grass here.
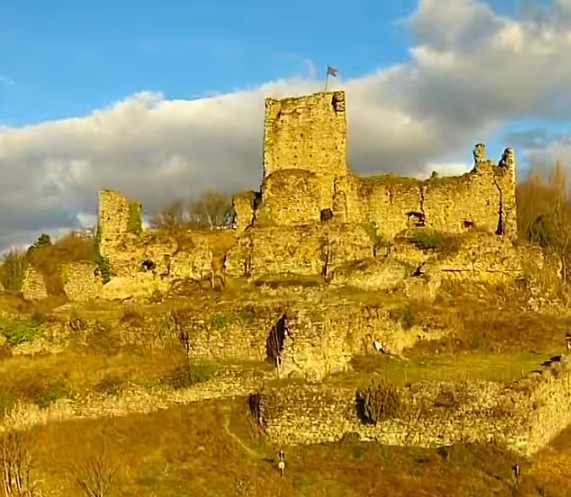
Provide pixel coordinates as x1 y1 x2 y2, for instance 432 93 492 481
350 349 560 386
0 343 194 409
12 397 565 497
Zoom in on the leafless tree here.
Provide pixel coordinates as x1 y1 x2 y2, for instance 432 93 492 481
189 188 232 229
0 432 37 497
517 161 571 281
72 435 117 497
149 198 190 231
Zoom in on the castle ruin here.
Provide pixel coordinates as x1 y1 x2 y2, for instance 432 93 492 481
238 90 517 239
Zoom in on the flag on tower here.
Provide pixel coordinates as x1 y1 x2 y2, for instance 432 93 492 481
327 65 338 77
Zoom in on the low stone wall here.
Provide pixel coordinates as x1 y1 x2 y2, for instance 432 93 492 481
0 366 271 433
255 355 571 456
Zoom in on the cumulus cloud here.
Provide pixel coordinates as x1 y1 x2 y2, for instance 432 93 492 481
3 0 571 250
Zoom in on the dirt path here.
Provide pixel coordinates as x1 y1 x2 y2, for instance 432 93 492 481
217 402 269 460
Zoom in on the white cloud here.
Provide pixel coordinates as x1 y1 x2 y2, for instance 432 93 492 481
3 0 571 250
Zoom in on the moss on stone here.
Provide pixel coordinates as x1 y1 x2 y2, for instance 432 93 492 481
127 200 143 235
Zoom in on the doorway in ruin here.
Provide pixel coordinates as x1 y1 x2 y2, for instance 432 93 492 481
266 315 288 367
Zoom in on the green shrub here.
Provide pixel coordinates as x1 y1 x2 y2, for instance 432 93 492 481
128 200 143 235
211 313 238 329
166 362 216 389
93 225 111 283
392 306 418 329
0 319 46 346
411 230 447 250
0 248 28 292
0 391 14 417
34 380 68 409
410 230 460 253
363 220 385 251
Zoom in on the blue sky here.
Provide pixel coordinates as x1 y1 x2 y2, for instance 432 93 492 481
1 0 421 126
1 0 571 250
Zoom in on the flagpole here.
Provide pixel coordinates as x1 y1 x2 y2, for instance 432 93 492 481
324 68 329 92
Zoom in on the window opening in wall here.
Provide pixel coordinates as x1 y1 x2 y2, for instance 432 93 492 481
406 211 425 227
321 209 334 222
463 220 475 229
141 259 156 271
266 315 288 367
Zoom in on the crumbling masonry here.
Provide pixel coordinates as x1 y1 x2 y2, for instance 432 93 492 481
227 90 517 277
241 90 516 237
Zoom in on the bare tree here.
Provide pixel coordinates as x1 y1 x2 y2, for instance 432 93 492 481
517 160 571 281
149 198 190 231
0 432 37 497
72 435 117 497
546 163 571 281
189 189 232 229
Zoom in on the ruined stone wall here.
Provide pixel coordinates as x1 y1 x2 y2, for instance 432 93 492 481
263 91 347 179
21 266 48 301
255 86 517 239
60 262 103 302
256 355 571 457
258 91 348 225
232 191 257 234
162 300 446 381
256 170 323 226
169 303 283 362
334 146 517 240
279 305 448 382
93 190 216 300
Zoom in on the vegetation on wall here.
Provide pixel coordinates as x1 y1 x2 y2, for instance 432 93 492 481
127 200 143 235
93 225 111 284
359 379 404 424
363 220 385 254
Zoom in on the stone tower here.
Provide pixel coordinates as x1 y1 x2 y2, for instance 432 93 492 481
98 190 130 256
263 90 348 179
